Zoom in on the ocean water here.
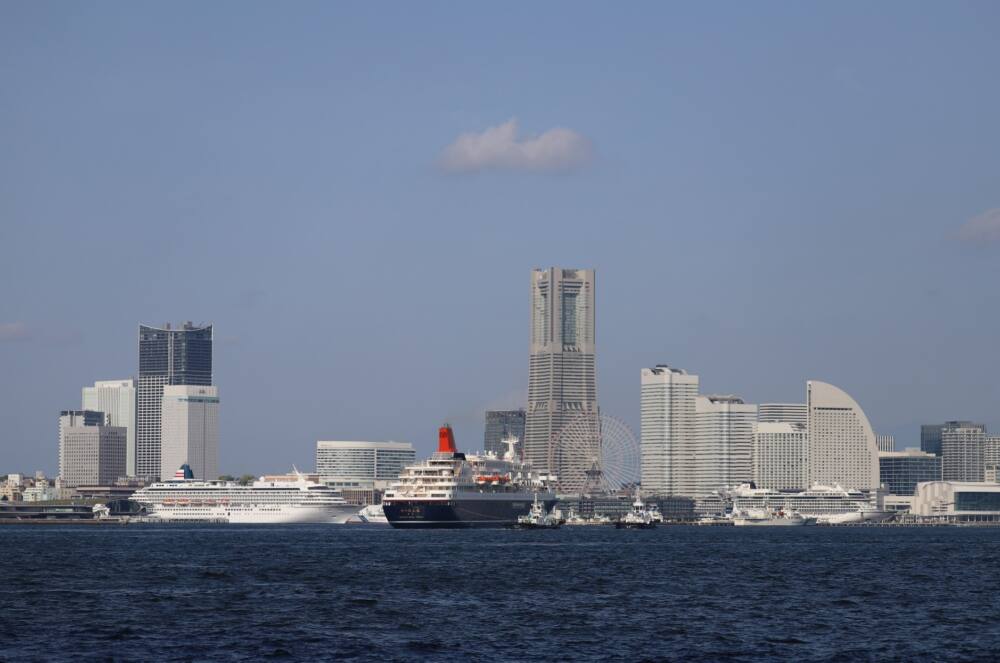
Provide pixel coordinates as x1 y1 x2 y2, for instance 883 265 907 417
2 525 999 661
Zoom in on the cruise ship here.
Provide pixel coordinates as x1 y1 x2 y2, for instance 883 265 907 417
728 483 893 524
131 466 357 524
382 425 556 528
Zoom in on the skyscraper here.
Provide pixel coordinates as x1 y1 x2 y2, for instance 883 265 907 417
525 268 597 478
484 409 526 457
920 424 946 456
693 395 757 496
640 365 699 496
806 381 879 491
82 379 136 476
59 410 126 487
136 322 213 480
941 422 987 482
160 385 219 481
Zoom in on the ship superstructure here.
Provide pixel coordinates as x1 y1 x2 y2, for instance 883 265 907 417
132 466 356 523
382 425 556 528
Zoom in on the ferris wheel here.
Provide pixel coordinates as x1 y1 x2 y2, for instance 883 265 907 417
548 413 640 495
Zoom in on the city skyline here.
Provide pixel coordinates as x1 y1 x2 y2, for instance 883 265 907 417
3 3 1000 475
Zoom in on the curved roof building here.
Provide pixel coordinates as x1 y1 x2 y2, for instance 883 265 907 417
806 381 879 491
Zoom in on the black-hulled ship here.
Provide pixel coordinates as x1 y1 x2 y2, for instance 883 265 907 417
382 425 557 528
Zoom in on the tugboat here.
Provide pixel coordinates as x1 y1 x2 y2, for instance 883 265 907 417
515 494 562 529
615 492 657 529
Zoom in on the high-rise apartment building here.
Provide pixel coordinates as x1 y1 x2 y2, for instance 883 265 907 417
640 365 698 496
941 422 987 482
878 449 942 496
525 268 597 479
58 410 126 487
692 395 757 496
315 441 416 488
82 379 136 476
484 409 526 457
806 381 879 491
757 403 808 427
752 422 809 491
160 385 219 481
137 322 212 480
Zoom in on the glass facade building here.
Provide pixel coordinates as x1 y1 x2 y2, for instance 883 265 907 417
878 450 942 496
316 441 415 488
136 323 213 481
484 409 526 457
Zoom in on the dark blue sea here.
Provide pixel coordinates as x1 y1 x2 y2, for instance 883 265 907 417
3 525 1000 661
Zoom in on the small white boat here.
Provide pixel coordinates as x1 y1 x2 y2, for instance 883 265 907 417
350 503 389 525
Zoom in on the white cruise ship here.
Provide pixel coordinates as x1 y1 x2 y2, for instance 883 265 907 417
132 466 357 524
728 483 892 524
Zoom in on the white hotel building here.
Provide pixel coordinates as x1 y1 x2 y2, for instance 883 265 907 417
693 395 757 497
752 421 809 491
640 365 699 496
807 380 879 491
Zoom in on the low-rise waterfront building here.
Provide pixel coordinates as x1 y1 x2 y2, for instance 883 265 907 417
316 440 415 492
911 481 1000 522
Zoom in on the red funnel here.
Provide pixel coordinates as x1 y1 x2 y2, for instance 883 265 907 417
438 425 457 454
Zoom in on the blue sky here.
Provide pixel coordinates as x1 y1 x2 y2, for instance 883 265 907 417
2 2 999 475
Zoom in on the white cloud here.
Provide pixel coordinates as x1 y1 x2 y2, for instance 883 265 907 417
439 118 591 173
958 208 1000 243
0 322 31 342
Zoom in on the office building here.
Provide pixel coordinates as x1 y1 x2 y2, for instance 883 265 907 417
806 381 879 491
941 422 988 482
82 379 136 476
640 365 699 496
692 395 757 496
757 403 807 427
876 434 895 453
316 441 415 489
159 385 219 481
59 410 126 488
137 322 213 480
525 268 597 480
878 449 942 496
921 424 945 456
484 409 526 457
752 422 809 491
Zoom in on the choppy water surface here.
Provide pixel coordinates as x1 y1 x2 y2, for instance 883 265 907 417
3 525 1000 661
